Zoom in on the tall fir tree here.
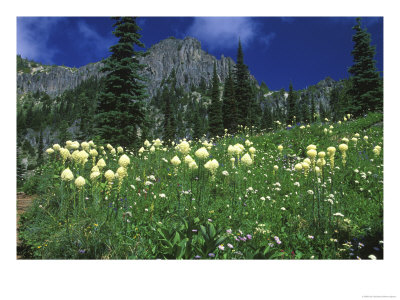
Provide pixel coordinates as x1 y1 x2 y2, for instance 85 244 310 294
261 103 273 131
348 18 383 117
162 86 176 143
300 93 310 124
310 94 316 123
234 39 253 127
286 82 296 124
17 145 25 187
95 17 148 148
222 62 237 132
192 107 203 141
37 130 44 166
208 62 224 137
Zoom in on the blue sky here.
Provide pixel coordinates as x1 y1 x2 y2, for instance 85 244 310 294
16 16 383 91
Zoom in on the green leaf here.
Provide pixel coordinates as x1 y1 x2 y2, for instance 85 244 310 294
209 224 216 239
200 225 209 241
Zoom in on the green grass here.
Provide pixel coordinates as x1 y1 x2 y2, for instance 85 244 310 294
18 113 383 259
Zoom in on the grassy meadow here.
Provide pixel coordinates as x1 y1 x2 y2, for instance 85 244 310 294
18 113 383 259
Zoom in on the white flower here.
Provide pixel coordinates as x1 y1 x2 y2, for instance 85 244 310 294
333 212 344 217
307 190 314 195
145 181 153 186
195 147 209 159
368 254 377 260
159 193 166 198
222 170 229 176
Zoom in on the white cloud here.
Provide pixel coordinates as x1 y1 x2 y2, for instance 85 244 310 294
17 17 63 64
186 17 261 50
76 20 116 60
260 32 276 48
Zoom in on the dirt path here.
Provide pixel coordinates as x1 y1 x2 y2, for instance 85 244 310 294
17 192 34 259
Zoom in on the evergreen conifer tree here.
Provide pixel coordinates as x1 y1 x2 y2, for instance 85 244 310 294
310 95 316 123
37 130 44 166
162 86 176 143
234 39 253 127
95 17 148 148
286 82 296 124
348 18 383 116
208 62 224 137
222 62 237 132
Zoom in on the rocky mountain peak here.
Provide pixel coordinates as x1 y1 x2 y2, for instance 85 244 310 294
17 36 242 99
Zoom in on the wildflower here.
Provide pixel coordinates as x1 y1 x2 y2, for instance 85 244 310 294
227 243 234 249
308 235 314 239
342 137 349 144
222 170 229 176
274 165 279 171
117 167 127 179
233 144 244 156
281 207 286 211
177 141 191 155
373 145 381 156
368 254 377 260
294 182 300 187
46 148 54 154
159 193 166 198
104 170 115 182
89 149 98 157
339 144 348 166
52 144 61 151
204 159 219 174
153 138 163 147
171 156 181 166
274 236 282 244
184 155 194 164
78 150 89 165
118 154 130 168
90 171 100 181
117 146 124 153
316 158 326 168
307 190 314 195
138 147 145 154
61 168 74 181
144 140 151 147
188 161 198 170
150 146 155 153
208 253 215 257
307 149 317 159
96 158 106 170
241 153 253 166
230 157 235 168
278 145 283 152
245 139 252 147
228 145 236 156
110 148 116 155
60 148 70 162
195 147 209 159
333 212 344 217
363 136 368 142
75 176 86 188
306 144 317 151
294 163 303 171
218 245 225 251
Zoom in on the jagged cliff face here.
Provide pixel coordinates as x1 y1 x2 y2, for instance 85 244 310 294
17 37 238 99
140 37 236 97
17 62 104 98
